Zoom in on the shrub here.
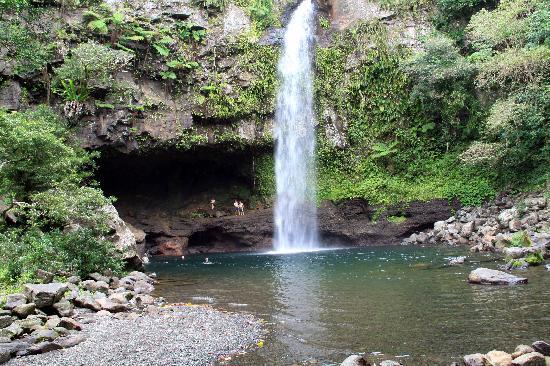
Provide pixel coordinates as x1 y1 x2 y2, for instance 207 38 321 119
0 228 123 285
509 231 532 247
0 107 92 199
53 41 133 99
525 251 544 265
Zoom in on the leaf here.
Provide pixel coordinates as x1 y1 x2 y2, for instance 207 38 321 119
111 12 124 24
121 35 145 41
158 36 175 44
153 43 170 57
160 71 177 80
88 19 108 35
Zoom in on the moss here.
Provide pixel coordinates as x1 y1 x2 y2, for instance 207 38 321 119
387 215 407 224
508 231 532 248
525 252 544 266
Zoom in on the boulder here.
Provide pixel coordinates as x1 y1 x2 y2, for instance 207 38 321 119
0 315 15 329
486 350 513 366
12 303 36 318
0 80 22 110
53 326 70 337
3 294 27 311
53 300 74 317
74 295 101 312
26 341 63 355
133 280 154 294
461 221 475 237
45 316 61 329
35 270 54 284
24 283 68 308
468 268 528 285
513 345 537 359
509 219 522 232
0 340 31 363
498 208 518 226
54 333 86 348
81 280 109 294
504 247 534 259
95 298 128 313
58 317 82 331
109 292 132 304
532 341 550 357
66 276 81 285
463 355 486 366
340 355 371 366
31 329 59 342
0 322 23 339
88 273 111 283
448 256 466 265
102 204 142 267
511 352 545 366
18 317 43 332
380 361 402 366
135 294 155 306
223 4 251 37
128 271 155 284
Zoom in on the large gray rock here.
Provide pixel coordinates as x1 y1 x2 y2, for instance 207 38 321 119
53 300 74 317
0 322 23 339
102 204 142 267
54 333 87 348
468 268 528 285
463 353 486 366
12 303 36 318
223 4 251 37
486 350 513 366
513 345 536 358
96 298 128 313
26 341 63 355
31 329 59 342
511 352 545 366
3 294 27 311
58 317 82 331
82 280 109 294
0 340 31 363
0 315 15 329
133 280 154 294
74 295 101 312
0 80 22 110
24 283 68 308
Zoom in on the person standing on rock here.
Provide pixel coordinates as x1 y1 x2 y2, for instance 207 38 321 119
233 200 239 216
210 198 216 211
239 201 245 216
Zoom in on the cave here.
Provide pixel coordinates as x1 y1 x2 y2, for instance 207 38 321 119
187 227 254 254
96 146 267 254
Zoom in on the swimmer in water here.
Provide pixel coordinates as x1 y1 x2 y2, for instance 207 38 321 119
204 257 210 264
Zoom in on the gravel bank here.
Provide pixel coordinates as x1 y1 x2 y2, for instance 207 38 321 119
7 305 263 366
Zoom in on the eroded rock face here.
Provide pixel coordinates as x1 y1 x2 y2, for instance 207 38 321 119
102 204 142 267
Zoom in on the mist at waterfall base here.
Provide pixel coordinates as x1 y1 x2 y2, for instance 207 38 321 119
273 0 319 254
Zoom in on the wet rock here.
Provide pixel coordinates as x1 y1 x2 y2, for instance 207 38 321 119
135 294 155 307
461 221 475 237
504 247 535 259
24 283 68 308
512 346 536 359
0 340 31 363
463 355 486 366
35 270 54 284
12 303 36 318
54 333 86 348
486 350 513 366
102 204 142 267
509 219 522 232
108 292 132 304
448 256 466 265
3 294 27 311
45 316 61 329
468 268 528 285
532 341 550 356
511 352 545 366
498 208 517 226
53 300 74 318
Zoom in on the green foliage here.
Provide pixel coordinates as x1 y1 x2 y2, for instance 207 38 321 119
254 154 275 198
508 231 533 247
0 228 123 285
402 32 481 146
319 16 331 30
0 0 28 12
0 20 53 76
525 251 544 265
0 107 93 199
379 0 433 13
53 41 132 99
176 21 207 43
387 215 407 224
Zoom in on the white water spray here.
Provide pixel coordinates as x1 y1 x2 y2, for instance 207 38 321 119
273 0 318 253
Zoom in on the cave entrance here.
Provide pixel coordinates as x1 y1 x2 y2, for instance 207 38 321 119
187 227 252 253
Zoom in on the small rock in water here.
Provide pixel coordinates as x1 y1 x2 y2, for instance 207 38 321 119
340 355 372 366
468 268 528 285
532 341 550 356
511 352 545 366
448 256 466 265
545 264 550 271
486 350 513 366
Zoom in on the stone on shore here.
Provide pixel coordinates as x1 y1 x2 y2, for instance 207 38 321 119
52 301 74 317
12 303 36 318
532 341 550 357
340 355 371 366
468 268 528 285
23 284 68 308
53 334 86 349
486 350 513 366
513 345 536 359
0 316 15 329
380 361 402 366
511 352 545 366
463 353 486 366
3 295 26 311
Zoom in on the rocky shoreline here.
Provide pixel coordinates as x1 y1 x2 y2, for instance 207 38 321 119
340 340 550 366
0 271 263 365
403 191 550 270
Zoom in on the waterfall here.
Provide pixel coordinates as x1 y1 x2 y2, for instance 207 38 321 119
273 0 318 253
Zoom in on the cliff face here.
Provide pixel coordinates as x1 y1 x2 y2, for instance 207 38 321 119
0 0 435 255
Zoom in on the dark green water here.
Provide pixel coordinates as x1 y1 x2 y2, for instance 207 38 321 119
147 246 550 365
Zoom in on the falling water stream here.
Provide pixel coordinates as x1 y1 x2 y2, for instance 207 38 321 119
273 0 318 253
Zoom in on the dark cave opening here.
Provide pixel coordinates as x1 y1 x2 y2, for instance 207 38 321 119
96 146 258 219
